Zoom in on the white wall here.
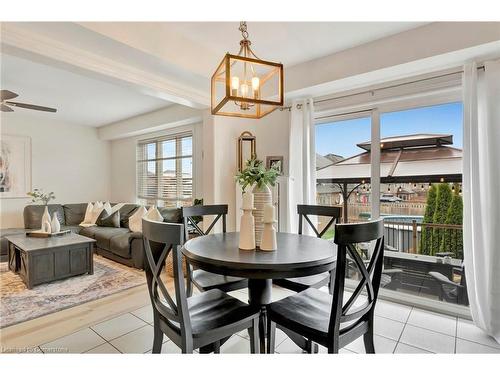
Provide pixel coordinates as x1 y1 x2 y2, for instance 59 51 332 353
109 123 203 204
0 113 111 228
98 104 202 141
202 109 290 231
286 22 500 99
107 107 289 232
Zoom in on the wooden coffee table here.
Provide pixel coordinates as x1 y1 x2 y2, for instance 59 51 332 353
6 233 96 289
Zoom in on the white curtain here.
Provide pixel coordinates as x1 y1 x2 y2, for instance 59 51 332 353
463 60 500 343
286 98 316 234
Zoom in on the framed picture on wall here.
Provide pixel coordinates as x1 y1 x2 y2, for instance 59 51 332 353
0 135 31 198
266 156 284 174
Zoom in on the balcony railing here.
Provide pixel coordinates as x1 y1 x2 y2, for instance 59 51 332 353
384 220 463 259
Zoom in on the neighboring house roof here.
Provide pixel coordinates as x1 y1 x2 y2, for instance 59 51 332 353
316 153 335 170
317 133 462 184
324 153 344 164
316 153 345 171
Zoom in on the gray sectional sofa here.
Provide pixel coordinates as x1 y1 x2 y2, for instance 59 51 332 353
0 203 182 269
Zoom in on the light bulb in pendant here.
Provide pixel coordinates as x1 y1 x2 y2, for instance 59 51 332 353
240 83 249 97
231 76 240 96
251 76 260 93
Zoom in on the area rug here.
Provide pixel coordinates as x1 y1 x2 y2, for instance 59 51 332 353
0 255 146 328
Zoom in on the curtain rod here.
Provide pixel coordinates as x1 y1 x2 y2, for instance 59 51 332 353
280 64 485 111
315 108 373 120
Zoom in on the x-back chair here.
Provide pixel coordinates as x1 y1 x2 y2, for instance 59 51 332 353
274 204 342 294
142 218 260 353
182 204 248 296
267 219 385 353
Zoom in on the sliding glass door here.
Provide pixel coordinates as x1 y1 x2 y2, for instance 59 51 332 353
378 102 466 307
315 114 373 235
315 101 467 314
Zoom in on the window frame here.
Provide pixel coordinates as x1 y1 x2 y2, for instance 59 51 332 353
312 71 469 319
136 130 194 207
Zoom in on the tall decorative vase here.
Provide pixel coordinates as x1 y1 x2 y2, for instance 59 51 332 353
41 219 52 233
51 212 61 233
239 191 256 250
260 204 277 251
41 206 50 231
252 184 272 248
239 208 256 250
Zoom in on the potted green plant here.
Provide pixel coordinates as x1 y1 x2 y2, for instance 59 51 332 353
235 158 280 246
235 157 280 192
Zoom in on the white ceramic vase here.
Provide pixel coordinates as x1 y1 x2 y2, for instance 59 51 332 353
51 212 61 233
239 208 256 250
252 184 272 248
41 206 51 231
41 219 52 233
260 221 277 251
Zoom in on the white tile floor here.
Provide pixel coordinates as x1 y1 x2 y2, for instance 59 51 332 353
35 286 500 354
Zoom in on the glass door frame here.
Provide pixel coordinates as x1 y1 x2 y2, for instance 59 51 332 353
313 91 470 318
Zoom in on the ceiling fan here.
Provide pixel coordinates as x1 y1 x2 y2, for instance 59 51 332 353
1 90 57 113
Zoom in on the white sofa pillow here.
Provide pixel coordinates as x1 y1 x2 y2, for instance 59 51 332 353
90 201 105 224
128 206 147 233
103 201 112 215
146 206 164 223
81 202 94 224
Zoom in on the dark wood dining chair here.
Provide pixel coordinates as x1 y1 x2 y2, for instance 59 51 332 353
274 204 341 294
267 219 385 354
182 204 248 296
142 218 260 354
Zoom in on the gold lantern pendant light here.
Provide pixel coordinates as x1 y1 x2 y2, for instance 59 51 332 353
211 22 284 119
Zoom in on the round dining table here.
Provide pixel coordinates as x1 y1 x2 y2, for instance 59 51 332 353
182 231 336 352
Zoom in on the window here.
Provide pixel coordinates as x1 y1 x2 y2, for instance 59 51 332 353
316 115 372 237
137 131 193 207
315 101 467 309
379 102 466 306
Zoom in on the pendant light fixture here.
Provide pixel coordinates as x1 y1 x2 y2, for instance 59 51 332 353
211 22 284 119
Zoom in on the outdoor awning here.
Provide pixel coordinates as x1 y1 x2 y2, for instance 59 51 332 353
317 144 462 184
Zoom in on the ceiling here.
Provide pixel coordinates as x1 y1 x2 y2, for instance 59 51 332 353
0 53 171 127
1 22 429 127
81 22 428 78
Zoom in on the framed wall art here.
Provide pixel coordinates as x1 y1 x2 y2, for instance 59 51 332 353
0 135 31 198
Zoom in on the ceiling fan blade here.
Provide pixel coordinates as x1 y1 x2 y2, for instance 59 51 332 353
1 104 14 112
1 90 19 101
5 101 57 113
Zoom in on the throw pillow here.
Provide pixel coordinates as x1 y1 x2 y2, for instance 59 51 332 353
157 207 182 223
119 204 140 228
103 201 112 214
96 209 121 228
90 201 104 224
110 202 125 214
128 206 147 233
146 205 164 222
81 202 94 224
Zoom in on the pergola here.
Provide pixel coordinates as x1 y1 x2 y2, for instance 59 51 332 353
316 134 463 222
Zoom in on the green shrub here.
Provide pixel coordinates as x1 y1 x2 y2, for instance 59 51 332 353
431 183 453 255
420 184 437 255
440 190 463 258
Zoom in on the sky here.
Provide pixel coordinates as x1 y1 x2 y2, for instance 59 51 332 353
315 102 463 158
146 136 193 175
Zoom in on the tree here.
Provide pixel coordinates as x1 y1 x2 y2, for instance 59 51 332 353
440 190 463 258
431 183 453 255
420 184 437 255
